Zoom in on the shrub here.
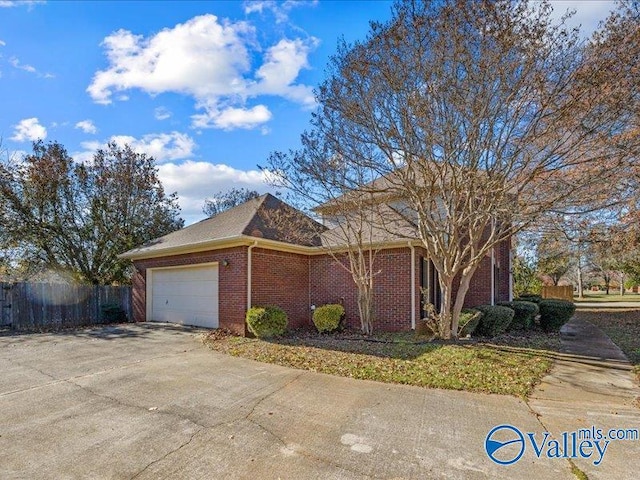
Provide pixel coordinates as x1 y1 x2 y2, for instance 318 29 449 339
497 301 539 331
100 303 127 323
538 299 575 332
474 305 514 337
313 304 345 333
246 306 288 338
459 308 483 337
516 294 542 304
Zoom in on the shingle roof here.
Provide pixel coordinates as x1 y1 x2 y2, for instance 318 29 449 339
319 204 418 248
120 193 326 258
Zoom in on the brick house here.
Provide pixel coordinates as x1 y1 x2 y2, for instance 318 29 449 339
120 193 511 334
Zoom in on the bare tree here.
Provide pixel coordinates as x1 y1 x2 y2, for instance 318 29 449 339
203 187 260 217
268 0 637 338
536 232 572 286
268 150 401 334
588 222 640 295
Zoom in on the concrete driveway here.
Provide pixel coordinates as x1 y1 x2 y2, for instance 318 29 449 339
0 323 588 479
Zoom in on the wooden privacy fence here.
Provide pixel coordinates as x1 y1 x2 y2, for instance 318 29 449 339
0 282 132 331
541 285 574 302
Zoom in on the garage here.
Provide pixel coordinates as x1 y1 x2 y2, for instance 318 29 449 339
147 263 219 328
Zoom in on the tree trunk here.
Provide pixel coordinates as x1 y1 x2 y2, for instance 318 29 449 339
451 271 475 338
577 270 583 298
620 274 625 296
577 258 584 299
438 279 453 340
356 283 374 335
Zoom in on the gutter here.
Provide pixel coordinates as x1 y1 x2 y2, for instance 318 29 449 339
408 241 416 330
491 247 495 306
119 234 424 262
247 241 258 311
508 246 514 301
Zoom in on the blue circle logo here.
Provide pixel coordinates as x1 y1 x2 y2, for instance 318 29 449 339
485 424 526 465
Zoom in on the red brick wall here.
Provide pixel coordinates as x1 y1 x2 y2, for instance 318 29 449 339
130 237 512 334
251 248 311 329
310 248 414 332
462 252 493 308
132 247 248 335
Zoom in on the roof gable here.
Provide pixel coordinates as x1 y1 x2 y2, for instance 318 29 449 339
120 193 325 259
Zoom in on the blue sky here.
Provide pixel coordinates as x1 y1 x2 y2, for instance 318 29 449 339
0 0 616 224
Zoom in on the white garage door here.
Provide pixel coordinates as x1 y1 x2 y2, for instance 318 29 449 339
148 264 219 328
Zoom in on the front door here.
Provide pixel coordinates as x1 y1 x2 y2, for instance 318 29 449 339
421 258 441 314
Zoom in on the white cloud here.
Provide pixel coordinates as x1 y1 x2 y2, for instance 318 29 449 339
549 1 616 37
111 132 196 162
75 119 97 134
0 0 45 8
8 55 53 78
0 40 6 46
11 117 47 142
88 13 318 130
192 104 272 130
74 131 196 164
253 38 318 106
154 106 172 120
158 160 274 224
243 0 318 24
88 15 253 105
7 149 28 162
10 56 36 73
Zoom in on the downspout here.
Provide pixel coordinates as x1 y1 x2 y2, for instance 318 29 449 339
491 247 495 306
508 247 514 301
308 256 312 324
247 241 258 311
491 218 496 305
408 241 416 330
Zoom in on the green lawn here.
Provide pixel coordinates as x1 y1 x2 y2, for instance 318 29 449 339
574 293 640 303
203 329 556 398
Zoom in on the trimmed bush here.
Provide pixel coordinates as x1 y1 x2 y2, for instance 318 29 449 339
498 301 539 331
516 294 542 304
459 308 483 337
100 303 127 323
246 306 288 338
539 299 575 332
313 304 345 333
474 305 514 337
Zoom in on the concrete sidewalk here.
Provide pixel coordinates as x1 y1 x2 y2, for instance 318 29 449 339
528 317 640 480
575 302 640 309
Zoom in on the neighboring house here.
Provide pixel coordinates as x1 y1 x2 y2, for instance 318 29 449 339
120 193 511 335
